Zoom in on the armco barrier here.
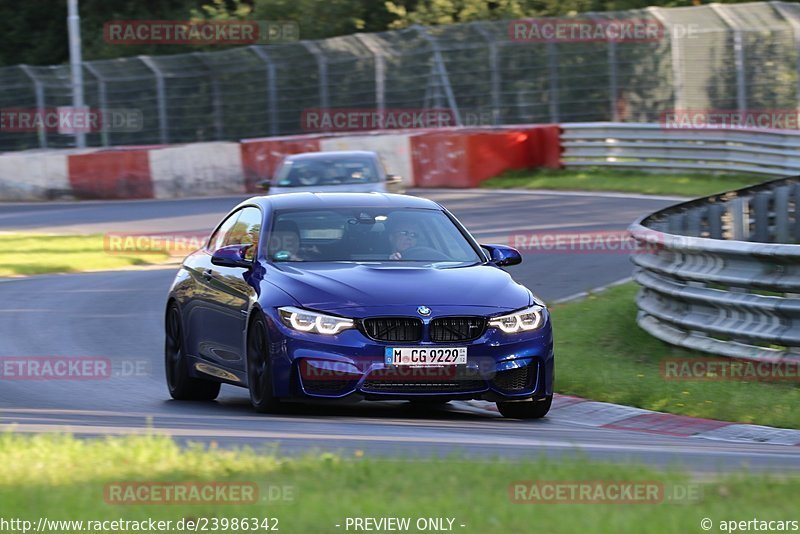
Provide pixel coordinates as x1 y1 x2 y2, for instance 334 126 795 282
629 177 800 362
562 122 800 176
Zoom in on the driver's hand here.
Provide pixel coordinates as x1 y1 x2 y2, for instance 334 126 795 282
389 252 402 260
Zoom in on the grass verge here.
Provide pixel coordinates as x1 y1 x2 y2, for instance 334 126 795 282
1 433 798 533
550 283 800 428
0 234 172 276
481 167 762 197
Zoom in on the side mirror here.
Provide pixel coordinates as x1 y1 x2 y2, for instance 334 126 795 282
481 244 522 267
385 174 404 194
256 179 271 193
211 244 253 268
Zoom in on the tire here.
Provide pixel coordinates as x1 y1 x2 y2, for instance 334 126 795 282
165 304 221 401
246 314 281 413
496 395 552 419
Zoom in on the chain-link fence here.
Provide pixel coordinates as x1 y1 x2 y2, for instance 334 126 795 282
2 1 800 151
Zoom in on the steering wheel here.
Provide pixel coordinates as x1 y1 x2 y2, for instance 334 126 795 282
400 246 450 261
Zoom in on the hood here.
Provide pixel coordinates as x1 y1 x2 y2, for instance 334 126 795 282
265 262 531 315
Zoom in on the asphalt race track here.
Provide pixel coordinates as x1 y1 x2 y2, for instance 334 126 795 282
4 189 798 473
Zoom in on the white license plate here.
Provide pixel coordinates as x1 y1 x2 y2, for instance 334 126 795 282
384 347 467 366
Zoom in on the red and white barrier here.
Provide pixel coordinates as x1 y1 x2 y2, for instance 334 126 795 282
0 125 562 200
149 142 245 199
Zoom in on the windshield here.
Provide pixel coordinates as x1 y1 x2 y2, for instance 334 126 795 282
267 208 481 263
274 157 381 187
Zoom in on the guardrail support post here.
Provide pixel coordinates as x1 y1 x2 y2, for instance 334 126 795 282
753 191 771 243
794 183 800 242
708 203 725 239
729 197 749 241
775 186 790 243
686 208 704 237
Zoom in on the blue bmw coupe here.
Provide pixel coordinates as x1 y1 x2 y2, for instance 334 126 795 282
165 193 554 418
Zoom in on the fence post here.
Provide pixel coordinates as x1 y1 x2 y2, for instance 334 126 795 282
19 65 47 149
588 14 619 122
546 42 559 122
648 7 685 114
474 22 501 125
711 4 747 114
770 2 800 113
303 42 329 111
139 56 169 144
415 25 462 126
193 52 224 140
84 62 109 147
249 46 279 137
354 34 386 120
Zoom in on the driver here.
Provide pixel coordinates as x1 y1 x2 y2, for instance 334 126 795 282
388 221 422 260
268 220 303 261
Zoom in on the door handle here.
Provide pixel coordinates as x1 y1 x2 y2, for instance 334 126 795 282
202 268 214 280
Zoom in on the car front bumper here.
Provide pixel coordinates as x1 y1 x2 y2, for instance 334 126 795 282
265 312 554 402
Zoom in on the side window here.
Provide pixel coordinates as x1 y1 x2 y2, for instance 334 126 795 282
225 207 262 261
207 210 241 252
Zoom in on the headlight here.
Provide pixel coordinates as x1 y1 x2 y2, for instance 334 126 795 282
278 306 354 335
488 305 545 333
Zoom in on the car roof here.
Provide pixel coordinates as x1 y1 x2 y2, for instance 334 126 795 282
240 192 440 211
283 150 377 161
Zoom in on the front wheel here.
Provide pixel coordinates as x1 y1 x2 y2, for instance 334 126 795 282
247 314 281 413
496 395 552 419
165 304 221 401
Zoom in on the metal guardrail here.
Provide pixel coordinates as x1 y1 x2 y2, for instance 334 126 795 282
628 177 800 362
563 123 800 176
